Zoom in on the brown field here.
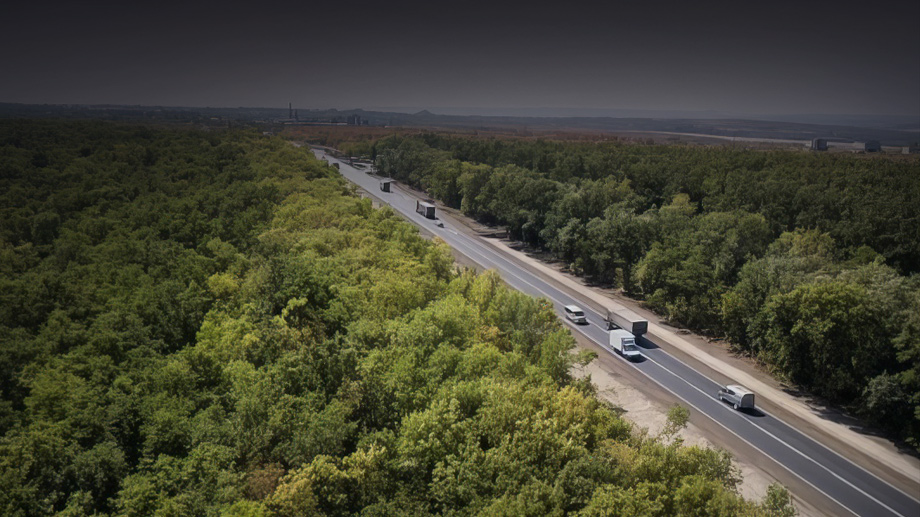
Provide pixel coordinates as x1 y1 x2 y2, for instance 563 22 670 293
284 125 920 161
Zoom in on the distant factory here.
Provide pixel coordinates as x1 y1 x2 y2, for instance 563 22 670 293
809 138 908 154
272 102 301 124
346 114 369 126
864 140 882 153
811 138 828 151
271 103 370 126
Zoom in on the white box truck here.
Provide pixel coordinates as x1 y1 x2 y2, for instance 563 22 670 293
609 329 641 359
605 307 648 336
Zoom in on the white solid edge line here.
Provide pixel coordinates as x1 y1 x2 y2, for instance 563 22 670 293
558 322 862 517
449 225 905 516
641 353 907 517
323 150 914 514
640 332 920 507
469 226 920 507
443 231 876 516
613 349 861 517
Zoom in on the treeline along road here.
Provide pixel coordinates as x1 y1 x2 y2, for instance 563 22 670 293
1 120 803 515
311 138 920 517
317 132 920 451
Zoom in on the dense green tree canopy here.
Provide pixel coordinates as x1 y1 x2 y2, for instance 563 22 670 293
0 121 794 515
366 132 920 447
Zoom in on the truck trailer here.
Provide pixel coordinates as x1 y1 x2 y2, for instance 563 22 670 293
605 307 648 336
416 200 436 219
608 328 642 359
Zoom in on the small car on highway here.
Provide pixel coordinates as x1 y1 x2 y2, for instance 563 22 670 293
564 305 587 324
718 385 755 410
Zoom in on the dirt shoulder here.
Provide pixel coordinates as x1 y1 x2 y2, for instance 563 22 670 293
477 235 920 491
320 148 919 512
567 329 826 517
419 195 920 506
427 200 920 493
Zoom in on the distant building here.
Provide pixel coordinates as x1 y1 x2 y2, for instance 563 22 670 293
905 145 920 154
811 138 828 151
865 140 882 152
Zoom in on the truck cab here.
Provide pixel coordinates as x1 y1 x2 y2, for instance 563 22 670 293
718 385 755 410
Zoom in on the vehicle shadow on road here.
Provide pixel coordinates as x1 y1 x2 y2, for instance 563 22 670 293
636 335 660 350
714 398 766 418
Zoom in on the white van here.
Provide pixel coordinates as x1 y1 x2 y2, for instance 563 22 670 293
564 305 587 324
718 385 755 410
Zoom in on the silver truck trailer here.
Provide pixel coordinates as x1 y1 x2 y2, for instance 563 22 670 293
605 307 648 336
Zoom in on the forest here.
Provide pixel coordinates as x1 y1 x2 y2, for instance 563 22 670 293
329 132 920 448
0 121 796 515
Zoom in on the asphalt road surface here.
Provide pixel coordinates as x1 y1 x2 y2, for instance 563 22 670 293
315 149 920 517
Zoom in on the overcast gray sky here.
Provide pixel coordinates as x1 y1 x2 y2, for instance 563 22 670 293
1 0 918 116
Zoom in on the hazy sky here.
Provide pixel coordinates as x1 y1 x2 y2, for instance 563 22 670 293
2 0 918 116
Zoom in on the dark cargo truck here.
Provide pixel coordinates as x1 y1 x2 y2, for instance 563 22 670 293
605 307 648 336
380 179 392 192
416 200 436 219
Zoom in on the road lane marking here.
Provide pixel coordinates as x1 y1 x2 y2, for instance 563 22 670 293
644 340 920 506
320 150 917 515
462 219 920 507
618 356 861 516
442 227 889 513
642 353 907 517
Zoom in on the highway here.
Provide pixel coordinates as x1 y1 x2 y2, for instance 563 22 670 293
314 149 920 517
